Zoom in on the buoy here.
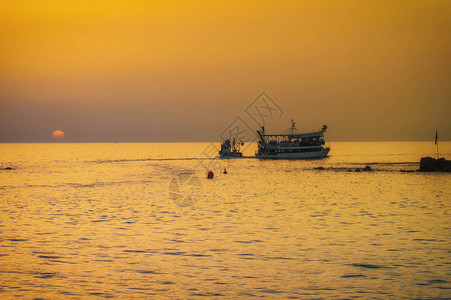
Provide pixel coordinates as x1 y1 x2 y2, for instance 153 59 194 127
223 168 227 174
207 170 214 179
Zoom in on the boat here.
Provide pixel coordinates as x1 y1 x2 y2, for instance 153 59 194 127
219 139 244 158
256 120 330 159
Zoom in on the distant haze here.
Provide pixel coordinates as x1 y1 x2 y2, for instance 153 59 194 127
0 1 450 142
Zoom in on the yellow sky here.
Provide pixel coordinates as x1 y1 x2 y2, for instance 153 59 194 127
0 1 450 141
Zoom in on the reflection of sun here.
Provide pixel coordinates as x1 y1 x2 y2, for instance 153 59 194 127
52 130 65 139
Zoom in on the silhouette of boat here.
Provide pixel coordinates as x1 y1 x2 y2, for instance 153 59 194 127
256 120 330 159
219 139 243 158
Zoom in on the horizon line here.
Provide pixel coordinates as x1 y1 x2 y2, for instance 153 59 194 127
0 140 449 144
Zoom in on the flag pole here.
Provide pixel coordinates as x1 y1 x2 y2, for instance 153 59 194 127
437 140 439 159
435 130 439 159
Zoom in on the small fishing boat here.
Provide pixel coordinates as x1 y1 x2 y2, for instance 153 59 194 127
219 139 243 158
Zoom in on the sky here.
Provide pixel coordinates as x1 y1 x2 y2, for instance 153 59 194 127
0 0 450 142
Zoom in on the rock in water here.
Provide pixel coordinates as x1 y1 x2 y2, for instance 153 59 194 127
419 157 451 172
362 165 372 172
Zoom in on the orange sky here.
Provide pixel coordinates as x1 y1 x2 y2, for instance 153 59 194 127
0 0 450 142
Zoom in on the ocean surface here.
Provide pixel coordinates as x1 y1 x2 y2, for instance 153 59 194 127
0 142 450 299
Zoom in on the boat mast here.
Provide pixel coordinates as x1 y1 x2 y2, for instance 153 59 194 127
290 119 297 136
257 126 267 146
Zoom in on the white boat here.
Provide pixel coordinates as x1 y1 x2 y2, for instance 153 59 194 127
256 120 330 159
219 139 244 158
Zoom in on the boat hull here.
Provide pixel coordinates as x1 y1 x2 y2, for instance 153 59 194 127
256 147 330 159
219 152 243 159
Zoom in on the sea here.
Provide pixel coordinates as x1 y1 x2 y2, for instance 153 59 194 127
0 142 450 299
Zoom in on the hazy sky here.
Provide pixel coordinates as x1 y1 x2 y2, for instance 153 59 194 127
0 0 450 142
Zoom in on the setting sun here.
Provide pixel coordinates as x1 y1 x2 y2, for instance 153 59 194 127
52 130 65 139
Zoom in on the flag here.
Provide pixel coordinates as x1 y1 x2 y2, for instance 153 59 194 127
435 130 438 145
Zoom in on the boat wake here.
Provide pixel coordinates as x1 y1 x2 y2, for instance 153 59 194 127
87 157 218 164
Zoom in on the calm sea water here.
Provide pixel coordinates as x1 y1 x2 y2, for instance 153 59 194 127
0 142 450 299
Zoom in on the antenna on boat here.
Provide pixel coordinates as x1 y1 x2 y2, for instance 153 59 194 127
290 119 297 135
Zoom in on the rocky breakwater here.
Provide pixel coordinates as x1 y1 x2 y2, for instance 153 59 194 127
419 157 451 172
